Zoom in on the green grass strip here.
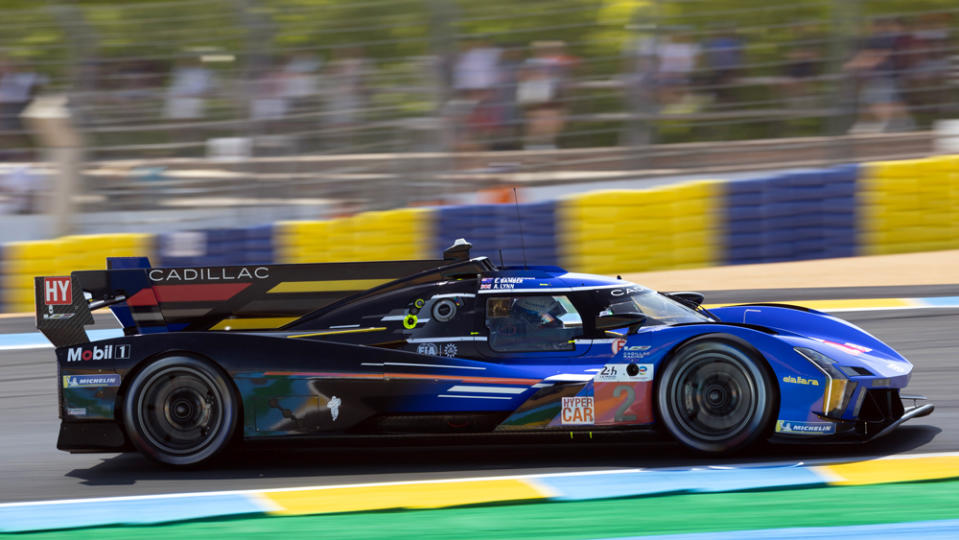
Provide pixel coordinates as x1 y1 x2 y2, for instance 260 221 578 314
8 479 959 539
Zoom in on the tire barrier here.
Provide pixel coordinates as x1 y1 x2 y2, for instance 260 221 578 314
433 201 559 268
723 165 858 265
6 155 959 312
559 180 722 274
157 226 274 268
860 156 959 255
276 208 434 264
3 234 153 313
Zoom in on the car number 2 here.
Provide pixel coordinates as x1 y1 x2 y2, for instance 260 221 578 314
594 380 653 425
613 385 638 422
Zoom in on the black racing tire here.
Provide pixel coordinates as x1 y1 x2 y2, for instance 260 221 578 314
122 356 238 466
656 339 776 453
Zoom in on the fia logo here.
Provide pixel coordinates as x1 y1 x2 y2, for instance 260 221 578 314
417 343 439 356
44 277 71 305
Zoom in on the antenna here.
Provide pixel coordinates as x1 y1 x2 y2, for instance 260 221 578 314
498 249 505 267
513 187 529 269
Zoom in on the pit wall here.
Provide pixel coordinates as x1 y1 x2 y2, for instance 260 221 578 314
4 155 958 312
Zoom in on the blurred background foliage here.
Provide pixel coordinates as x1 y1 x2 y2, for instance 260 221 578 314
2 0 957 153
3 0 957 65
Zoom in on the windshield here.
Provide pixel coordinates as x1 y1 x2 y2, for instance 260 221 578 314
597 285 711 326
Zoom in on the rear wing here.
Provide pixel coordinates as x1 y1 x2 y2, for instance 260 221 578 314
35 257 463 348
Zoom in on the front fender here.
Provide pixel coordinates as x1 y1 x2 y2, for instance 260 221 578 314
635 323 835 429
709 305 903 360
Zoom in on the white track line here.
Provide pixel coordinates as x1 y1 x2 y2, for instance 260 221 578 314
1 450 957 509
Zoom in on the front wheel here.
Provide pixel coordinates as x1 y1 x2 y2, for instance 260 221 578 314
656 339 776 453
122 356 238 466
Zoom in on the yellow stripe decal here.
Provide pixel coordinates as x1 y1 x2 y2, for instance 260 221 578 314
268 279 391 294
703 298 917 311
210 317 297 330
262 478 550 516
287 327 386 339
817 456 959 486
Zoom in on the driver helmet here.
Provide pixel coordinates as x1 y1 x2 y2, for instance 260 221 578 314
513 296 561 326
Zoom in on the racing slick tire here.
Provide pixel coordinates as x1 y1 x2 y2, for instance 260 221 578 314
656 339 776 453
122 356 238 466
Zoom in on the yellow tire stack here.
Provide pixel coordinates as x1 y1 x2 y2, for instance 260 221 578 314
3 233 153 313
276 208 434 264
860 156 959 255
559 180 722 275
275 220 334 263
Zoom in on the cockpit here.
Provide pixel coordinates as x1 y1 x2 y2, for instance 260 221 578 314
595 284 712 326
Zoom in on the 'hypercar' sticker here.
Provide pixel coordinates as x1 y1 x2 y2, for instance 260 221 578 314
561 396 594 425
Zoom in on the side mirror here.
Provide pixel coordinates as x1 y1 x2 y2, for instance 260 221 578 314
664 291 705 309
595 312 646 334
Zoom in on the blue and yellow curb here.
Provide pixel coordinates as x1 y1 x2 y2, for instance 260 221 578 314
3 453 959 533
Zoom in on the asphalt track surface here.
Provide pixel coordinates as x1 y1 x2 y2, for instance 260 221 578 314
1 285 957 504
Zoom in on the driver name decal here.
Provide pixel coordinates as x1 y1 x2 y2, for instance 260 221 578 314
482 277 533 290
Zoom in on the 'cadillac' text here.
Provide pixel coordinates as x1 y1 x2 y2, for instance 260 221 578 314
149 267 270 282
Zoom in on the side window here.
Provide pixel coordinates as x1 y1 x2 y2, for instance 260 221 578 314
486 295 583 352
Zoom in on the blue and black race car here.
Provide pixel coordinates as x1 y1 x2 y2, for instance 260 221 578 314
38 239 933 466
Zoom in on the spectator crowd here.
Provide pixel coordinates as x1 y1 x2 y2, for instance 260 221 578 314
0 10 956 165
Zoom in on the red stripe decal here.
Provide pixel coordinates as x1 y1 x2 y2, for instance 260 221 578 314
126 288 159 306
154 283 251 303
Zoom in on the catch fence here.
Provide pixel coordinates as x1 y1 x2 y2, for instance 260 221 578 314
0 0 956 225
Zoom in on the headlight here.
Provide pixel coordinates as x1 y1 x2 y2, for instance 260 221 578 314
795 347 858 418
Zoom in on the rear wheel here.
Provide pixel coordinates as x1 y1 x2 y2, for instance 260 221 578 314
657 339 775 453
122 356 237 466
